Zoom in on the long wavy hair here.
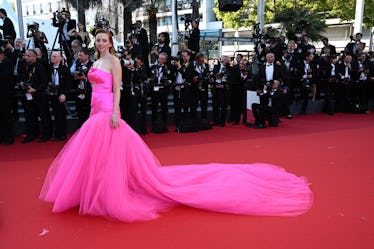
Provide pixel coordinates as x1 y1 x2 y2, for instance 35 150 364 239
94 29 115 59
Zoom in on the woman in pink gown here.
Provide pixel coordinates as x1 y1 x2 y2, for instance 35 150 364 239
40 30 313 222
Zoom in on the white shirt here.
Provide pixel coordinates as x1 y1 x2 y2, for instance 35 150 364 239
52 66 59 86
265 63 274 82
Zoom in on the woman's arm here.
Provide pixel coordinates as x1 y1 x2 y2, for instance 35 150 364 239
111 56 122 128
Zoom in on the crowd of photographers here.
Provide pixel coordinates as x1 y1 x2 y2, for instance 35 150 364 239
1 9 374 145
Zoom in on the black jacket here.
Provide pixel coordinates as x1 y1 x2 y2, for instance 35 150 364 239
0 17 16 43
258 62 283 89
19 61 49 96
48 64 72 96
0 50 17 98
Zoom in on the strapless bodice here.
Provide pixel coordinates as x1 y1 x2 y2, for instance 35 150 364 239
88 67 113 93
87 67 118 116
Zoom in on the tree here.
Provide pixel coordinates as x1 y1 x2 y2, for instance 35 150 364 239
213 0 373 29
147 0 159 45
121 0 143 41
328 0 374 28
66 0 100 26
274 8 327 41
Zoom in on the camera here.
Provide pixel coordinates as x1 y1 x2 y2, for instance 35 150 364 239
0 39 9 48
180 14 192 29
95 18 109 29
27 24 37 31
47 83 59 96
14 82 31 93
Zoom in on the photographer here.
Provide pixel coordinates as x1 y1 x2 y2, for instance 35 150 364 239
194 52 212 128
296 52 316 114
74 48 93 126
120 49 137 129
150 32 171 65
250 80 283 128
0 8 16 45
52 9 76 59
126 36 143 59
18 49 52 143
48 52 72 140
133 55 150 134
184 19 200 56
212 56 232 127
172 51 197 130
11 38 26 121
133 20 149 62
26 22 48 59
0 43 17 144
281 40 299 110
150 52 173 133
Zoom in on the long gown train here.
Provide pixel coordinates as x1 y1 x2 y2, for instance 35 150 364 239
39 67 313 222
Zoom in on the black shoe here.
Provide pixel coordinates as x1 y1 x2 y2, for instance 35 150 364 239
220 123 225 127
38 136 50 143
2 139 14 145
22 136 35 144
254 123 267 129
212 121 220 126
287 114 292 119
55 136 67 141
232 121 239 125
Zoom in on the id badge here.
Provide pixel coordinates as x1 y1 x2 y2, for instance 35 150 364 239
25 93 33 100
153 86 160 91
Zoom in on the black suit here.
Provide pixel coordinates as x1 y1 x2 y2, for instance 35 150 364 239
194 62 210 122
251 88 283 127
0 50 17 143
19 61 52 139
173 61 198 128
135 28 149 58
187 27 200 54
212 64 232 126
48 64 72 138
296 60 317 113
150 64 173 132
0 17 16 43
229 64 245 123
74 60 93 126
257 62 283 89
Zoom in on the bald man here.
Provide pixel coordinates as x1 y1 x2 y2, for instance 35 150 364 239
48 51 72 141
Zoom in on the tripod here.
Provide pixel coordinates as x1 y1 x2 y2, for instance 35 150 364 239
50 20 73 59
26 29 48 58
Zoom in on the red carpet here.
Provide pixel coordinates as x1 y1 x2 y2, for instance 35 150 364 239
1 113 374 249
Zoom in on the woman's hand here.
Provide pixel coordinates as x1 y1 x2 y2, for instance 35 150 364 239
111 113 119 128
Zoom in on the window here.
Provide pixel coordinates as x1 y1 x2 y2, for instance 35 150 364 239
48 3 52 13
40 3 43 13
26 6 29 15
33 4 36 14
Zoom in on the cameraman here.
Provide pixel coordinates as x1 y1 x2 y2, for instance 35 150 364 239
19 49 52 143
296 52 316 114
193 52 211 128
150 32 171 65
133 55 150 134
0 8 16 45
74 48 93 126
149 52 173 133
133 20 149 63
184 19 200 56
26 22 48 58
0 43 17 144
11 38 26 121
250 80 283 128
52 9 76 59
212 56 232 127
173 51 197 129
120 49 137 129
48 52 72 140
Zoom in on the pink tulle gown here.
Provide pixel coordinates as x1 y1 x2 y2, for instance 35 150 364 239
39 67 313 222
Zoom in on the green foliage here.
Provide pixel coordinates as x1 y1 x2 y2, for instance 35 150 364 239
274 8 327 41
213 0 374 30
329 0 374 28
